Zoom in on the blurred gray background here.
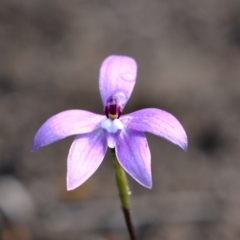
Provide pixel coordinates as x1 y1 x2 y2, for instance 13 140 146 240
0 0 240 239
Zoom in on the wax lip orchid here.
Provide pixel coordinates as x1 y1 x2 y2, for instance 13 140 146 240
32 55 188 190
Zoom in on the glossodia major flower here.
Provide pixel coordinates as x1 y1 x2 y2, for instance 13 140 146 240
32 55 187 190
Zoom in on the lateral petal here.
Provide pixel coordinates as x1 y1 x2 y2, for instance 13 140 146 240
32 110 105 151
115 129 152 188
67 129 107 190
99 55 137 108
121 108 188 151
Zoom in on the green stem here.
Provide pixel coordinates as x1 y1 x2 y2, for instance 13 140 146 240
111 148 137 240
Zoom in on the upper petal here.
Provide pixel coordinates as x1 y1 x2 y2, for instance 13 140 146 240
67 129 107 190
99 55 137 108
121 108 188 151
115 129 152 188
32 110 105 151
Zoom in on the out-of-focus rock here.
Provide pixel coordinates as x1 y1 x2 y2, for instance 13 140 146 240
0 176 35 223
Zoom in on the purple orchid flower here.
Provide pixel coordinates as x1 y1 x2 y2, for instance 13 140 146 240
32 55 187 190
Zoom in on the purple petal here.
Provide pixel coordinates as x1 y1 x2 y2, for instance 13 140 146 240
99 55 137 108
67 129 107 190
121 108 188 151
116 129 152 188
32 110 105 151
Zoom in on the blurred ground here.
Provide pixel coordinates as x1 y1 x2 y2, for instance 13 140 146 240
0 0 240 239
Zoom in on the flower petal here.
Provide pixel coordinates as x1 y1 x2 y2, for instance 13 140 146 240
67 129 107 190
121 108 188 151
32 110 105 151
115 129 152 188
99 55 137 108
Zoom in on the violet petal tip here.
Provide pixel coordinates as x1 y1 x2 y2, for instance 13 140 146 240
31 141 39 152
66 179 76 191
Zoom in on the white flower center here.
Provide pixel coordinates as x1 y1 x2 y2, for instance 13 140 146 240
100 118 123 133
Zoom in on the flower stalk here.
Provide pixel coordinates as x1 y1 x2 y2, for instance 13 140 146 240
111 148 136 240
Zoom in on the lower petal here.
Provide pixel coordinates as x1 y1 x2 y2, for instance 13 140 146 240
67 129 107 190
115 129 152 188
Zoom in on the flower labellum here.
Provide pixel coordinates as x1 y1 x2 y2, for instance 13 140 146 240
32 55 188 190
105 95 122 119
